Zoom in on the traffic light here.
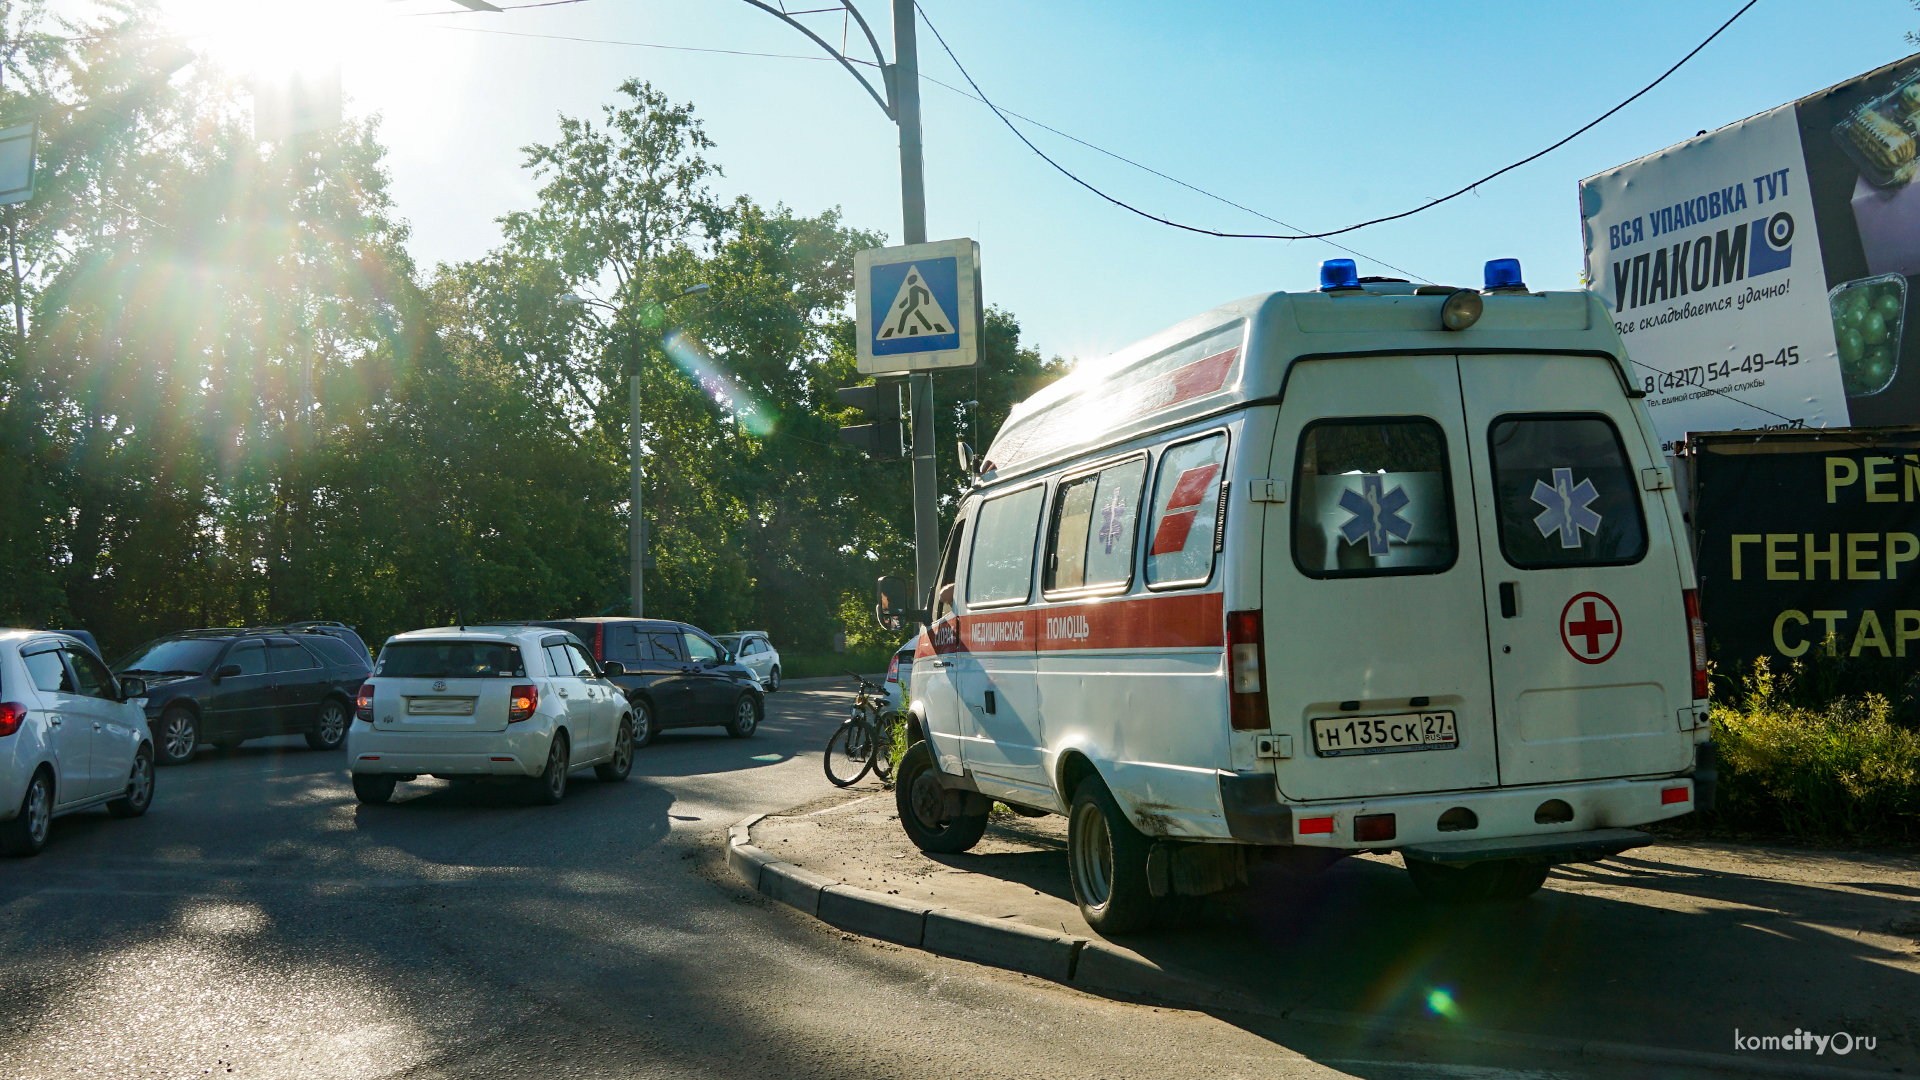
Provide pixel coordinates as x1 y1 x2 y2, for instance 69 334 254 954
836 381 905 458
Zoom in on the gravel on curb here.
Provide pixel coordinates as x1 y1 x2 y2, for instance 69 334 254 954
727 810 1898 1080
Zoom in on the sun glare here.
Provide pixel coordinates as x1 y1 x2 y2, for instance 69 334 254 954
162 0 380 82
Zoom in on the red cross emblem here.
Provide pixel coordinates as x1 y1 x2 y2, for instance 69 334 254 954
1560 592 1622 664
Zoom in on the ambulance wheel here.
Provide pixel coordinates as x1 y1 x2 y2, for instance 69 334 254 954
1405 857 1549 903
1069 775 1156 935
895 742 988 854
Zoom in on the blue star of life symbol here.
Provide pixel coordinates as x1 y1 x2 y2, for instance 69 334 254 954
1337 474 1413 556
1097 490 1128 554
1531 467 1603 548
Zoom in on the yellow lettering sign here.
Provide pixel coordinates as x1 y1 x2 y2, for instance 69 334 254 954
1848 533 1881 580
1899 611 1920 658
1891 533 1919 579
1812 610 1847 657
1865 457 1898 502
1805 534 1840 581
1827 457 1859 502
1773 610 1810 657
1852 610 1892 657
1766 534 1798 580
1730 534 1761 580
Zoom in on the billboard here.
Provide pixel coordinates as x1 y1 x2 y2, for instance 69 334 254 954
1691 428 1920 667
1582 54 1920 451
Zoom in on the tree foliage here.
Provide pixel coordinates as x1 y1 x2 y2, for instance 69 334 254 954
0 6 1067 659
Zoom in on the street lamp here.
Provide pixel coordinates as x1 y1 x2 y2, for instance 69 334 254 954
561 282 712 618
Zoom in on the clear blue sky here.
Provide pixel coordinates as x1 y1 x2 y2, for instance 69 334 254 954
141 1 1920 365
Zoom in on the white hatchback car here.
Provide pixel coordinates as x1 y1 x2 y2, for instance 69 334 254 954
1 630 156 856
717 631 781 692
347 627 637 805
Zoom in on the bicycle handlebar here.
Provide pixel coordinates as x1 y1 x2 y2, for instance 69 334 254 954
845 670 882 693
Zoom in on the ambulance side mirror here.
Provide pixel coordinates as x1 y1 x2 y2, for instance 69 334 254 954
875 575 928 631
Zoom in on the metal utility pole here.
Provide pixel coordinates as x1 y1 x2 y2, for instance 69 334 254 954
738 0 944 609
891 0 940 606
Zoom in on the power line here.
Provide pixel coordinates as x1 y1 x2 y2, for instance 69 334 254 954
915 0 1760 241
906 68 1427 282
419 23 834 62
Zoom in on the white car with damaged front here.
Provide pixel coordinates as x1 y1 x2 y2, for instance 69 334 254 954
347 627 636 805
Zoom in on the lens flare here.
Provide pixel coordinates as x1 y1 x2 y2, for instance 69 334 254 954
1425 987 1460 1020
661 329 773 436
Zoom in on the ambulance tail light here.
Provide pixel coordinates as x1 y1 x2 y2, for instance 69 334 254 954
1227 609 1269 730
1683 589 1709 701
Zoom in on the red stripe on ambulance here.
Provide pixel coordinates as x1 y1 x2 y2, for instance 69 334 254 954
920 591 1224 656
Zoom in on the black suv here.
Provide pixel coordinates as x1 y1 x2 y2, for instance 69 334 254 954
516 618 762 746
113 622 373 766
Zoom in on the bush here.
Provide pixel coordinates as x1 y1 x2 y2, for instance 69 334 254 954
777 645 898 681
1708 658 1920 841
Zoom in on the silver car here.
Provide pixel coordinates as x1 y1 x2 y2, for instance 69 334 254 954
716 631 781 692
1 630 156 856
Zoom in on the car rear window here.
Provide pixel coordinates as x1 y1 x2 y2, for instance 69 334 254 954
1488 414 1648 568
304 634 370 668
374 641 526 678
1293 417 1458 577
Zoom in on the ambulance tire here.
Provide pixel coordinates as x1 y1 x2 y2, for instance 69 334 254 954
1405 857 1549 903
1068 775 1156 935
895 742 989 854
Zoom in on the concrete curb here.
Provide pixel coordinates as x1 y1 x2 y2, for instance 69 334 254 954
726 813 1896 1080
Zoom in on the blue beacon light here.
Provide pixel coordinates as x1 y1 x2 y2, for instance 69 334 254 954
1484 258 1527 292
1319 258 1360 291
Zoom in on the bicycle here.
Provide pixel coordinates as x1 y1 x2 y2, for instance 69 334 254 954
823 671 902 788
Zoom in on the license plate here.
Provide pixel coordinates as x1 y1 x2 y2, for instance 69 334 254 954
406 697 476 716
1312 711 1457 757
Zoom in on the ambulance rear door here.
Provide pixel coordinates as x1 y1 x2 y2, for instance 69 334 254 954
1264 355 1502 801
1457 353 1694 786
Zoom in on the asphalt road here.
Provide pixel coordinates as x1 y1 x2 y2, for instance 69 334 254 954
0 680 1782 1079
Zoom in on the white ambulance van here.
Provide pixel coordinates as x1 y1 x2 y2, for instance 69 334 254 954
882 258 1713 934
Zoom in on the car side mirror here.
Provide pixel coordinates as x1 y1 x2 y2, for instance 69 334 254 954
118 676 146 700
214 664 242 682
875 575 929 630
600 660 625 677
703 654 724 668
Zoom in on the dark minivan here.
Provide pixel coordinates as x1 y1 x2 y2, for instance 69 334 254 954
517 618 762 746
114 622 372 765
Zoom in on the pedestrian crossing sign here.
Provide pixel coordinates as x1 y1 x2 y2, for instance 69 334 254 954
855 238 981 374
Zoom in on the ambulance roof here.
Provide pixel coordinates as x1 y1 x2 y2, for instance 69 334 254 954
982 286 1625 484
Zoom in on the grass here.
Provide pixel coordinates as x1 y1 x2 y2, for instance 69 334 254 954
1705 657 1920 842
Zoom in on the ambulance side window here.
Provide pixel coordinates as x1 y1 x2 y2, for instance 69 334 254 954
1146 432 1228 588
967 484 1046 606
1488 414 1647 568
1044 455 1147 595
1292 418 1457 577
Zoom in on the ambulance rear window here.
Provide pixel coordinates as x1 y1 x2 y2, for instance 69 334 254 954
1292 418 1457 578
1488 414 1647 568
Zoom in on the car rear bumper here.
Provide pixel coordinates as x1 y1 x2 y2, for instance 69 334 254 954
346 724 549 777
1223 774 1695 852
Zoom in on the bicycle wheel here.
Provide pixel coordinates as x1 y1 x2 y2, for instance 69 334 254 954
823 721 875 788
869 713 902 784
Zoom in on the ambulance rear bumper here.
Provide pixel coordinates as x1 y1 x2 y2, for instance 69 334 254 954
1220 773 1693 854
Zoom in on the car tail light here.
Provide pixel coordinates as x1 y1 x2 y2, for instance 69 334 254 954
0 702 25 738
1662 785 1690 805
355 684 375 722
887 652 901 684
1354 813 1397 842
509 684 538 723
1226 609 1269 730
1298 815 1334 835
592 625 603 664
1683 589 1709 701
